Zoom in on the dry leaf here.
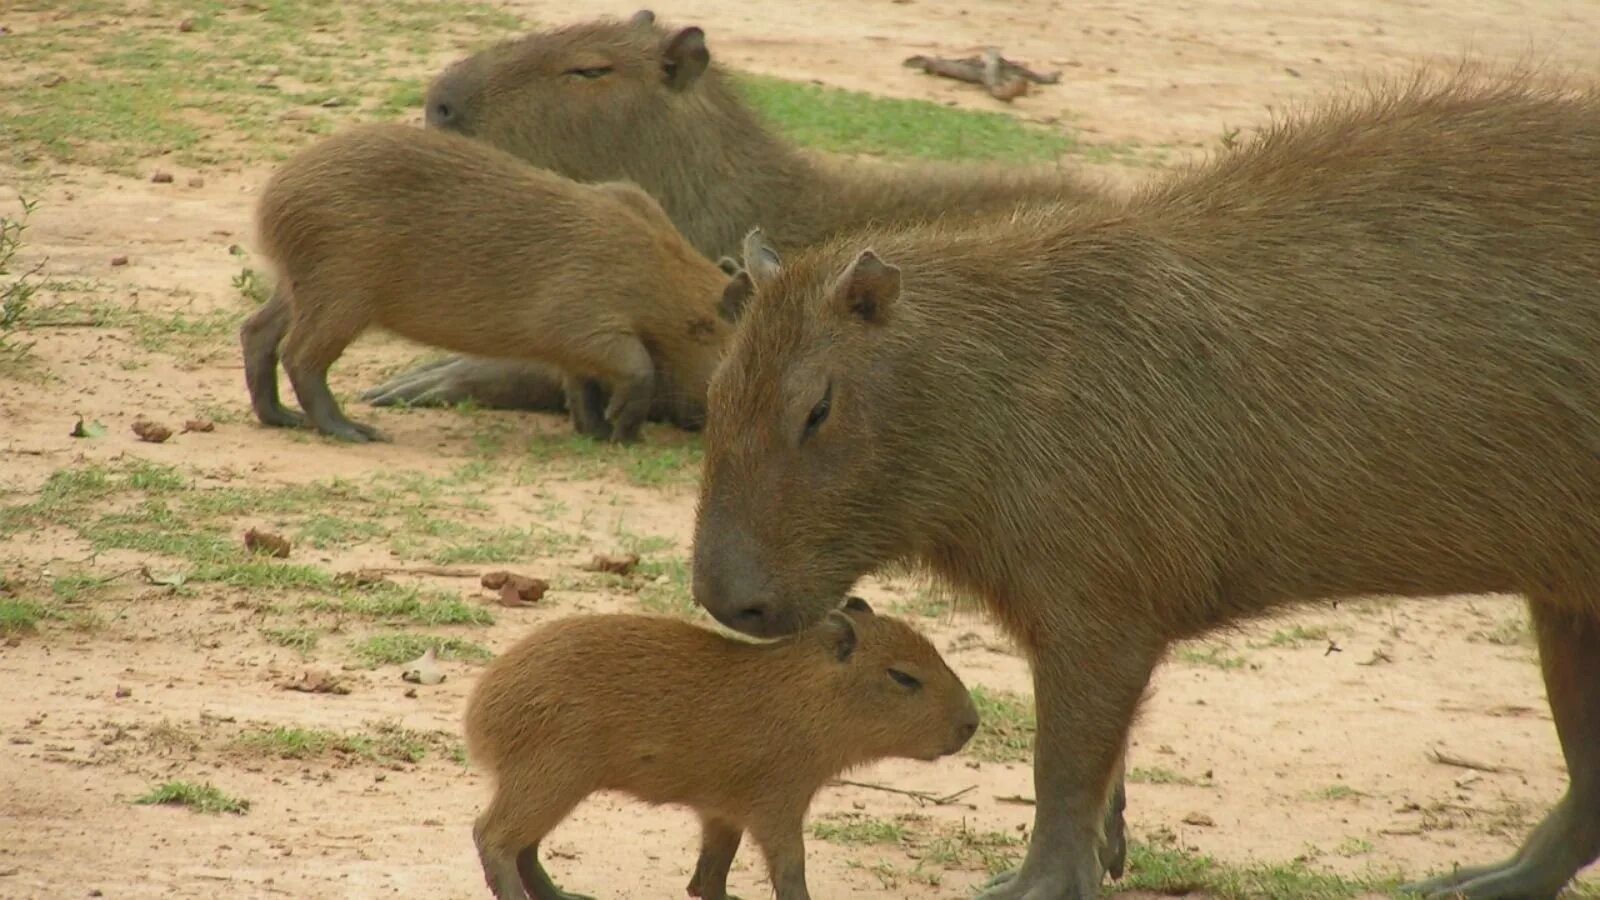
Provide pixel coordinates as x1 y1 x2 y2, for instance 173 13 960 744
70 417 106 438
132 419 173 443
1182 812 1216 827
181 419 215 433
482 571 548 604
583 552 640 576
281 668 350 695
333 569 390 588
243 528 291 558
150 171 174 184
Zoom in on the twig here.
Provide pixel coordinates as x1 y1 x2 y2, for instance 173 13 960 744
995 794 1036 806
1429 746 1514 774
345 565 483 578
831 779 977 807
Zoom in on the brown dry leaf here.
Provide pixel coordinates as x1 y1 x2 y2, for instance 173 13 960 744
482 571 548 605
132 419 173 443
109 255 129 267
1182 812 1216 827
281 669 350 695
150 171 174 184
583 552 640 576
480 570 510 590
243 528 291 558
333 569 391 589
181 419 215 433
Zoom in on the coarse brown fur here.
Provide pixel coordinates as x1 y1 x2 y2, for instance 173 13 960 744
360 9 1105 412
693 70 1600 900
239 122 733 444
463 601 978 900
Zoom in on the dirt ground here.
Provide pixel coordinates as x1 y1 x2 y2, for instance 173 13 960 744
3 1 1600 898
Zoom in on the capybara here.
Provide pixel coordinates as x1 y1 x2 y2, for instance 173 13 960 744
691 71 1600 900
360 8 1105 413
239 123 737 444
463 599 979 900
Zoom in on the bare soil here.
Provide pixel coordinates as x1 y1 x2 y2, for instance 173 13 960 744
3 1 1598 898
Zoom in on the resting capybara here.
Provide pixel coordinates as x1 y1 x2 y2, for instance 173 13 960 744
239 123 737 444
691 71 1600 900
360 8 1105 413
464 599 979 900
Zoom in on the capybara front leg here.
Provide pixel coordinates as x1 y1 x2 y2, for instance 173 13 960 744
1401 598 1600 899
515 846 596 900
687 815 744 900
600 338 656 445
239 287 304 428
749 812 810 900
562 376 613 441
975 630 1160 900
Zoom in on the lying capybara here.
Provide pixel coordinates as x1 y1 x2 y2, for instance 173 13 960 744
691 71 1600 900
240 123 738 444
360 9 1106 413
464 599 978 900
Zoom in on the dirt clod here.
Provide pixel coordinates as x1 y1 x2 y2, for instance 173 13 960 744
281 669 350 695
243 528 291 558
583 552 640 576
109 256 128 267
482 571 548 606
150 172 174 184
131 419 173 443
181 419 215 433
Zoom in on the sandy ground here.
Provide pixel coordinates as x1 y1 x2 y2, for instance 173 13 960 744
3 0 1600 898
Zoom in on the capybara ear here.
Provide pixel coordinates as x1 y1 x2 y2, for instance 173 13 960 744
741 228 782 283
716 256 742 276
662 27 710 91
821 610 858 662
629 9 656 27
843 596 875 616
831 249 900 325
718 270 756 324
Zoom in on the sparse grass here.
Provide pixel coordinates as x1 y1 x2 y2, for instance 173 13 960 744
352 632 492 666
134 780 249 815
519 431 705 488
1128 765 1211 787
810 815 906 846
1473 615 1531 647
1120 841 1395 898
634 556 696 616
918 822 1024 876
0 598 53 634
737 74 1074 162
1335 836 1374 857
304 589 493 626
891 587 951 620
1314 784 1362 801
1174 644 1249 670
966 686 1035 763
0 197 42 376
261 626 320 653
1257 624 1331 648
235 721 433 764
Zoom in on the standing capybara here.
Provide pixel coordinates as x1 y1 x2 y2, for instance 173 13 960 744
463 599 979 900
691 71 1600 900
360 9 1106 413
240 123 740 444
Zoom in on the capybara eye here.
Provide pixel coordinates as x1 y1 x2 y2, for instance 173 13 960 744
566 66 614 80
887 668 921 691
801 383 832 443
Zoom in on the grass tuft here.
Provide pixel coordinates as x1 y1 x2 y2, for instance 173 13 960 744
352 632 492 666
966 686 1035 763
134 780 249 815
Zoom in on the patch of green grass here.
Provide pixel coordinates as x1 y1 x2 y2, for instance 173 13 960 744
304 588 493 626
134 780 249 815
261 626 320 653
1120 841 1394 899
918 822 1024 876
966 686 1035 763
352 632 492 666
737 74 1074 162
1257 625 1330 648
1314 784 1362 801
890 587 950 620
0 197 42 377
296 514 388 550
50 572 119 601
235 721 433 764
519 432 704 488
1128 766 1210 787
635 556 696 616
0 598 53 635
1174 644 1249 670
810 815 905 845
1335 836 1374 857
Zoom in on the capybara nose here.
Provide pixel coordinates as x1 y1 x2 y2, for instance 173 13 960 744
717 599 773 635
427 101 455 129
956 719 978 747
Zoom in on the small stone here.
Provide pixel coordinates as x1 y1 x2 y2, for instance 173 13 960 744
150 171 174 184
110 256 129 267
177 18 194 32
114 686 131 698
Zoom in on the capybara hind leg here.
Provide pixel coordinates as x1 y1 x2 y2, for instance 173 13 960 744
976 628 1162 900
280 311 387 443
748 813 809 900
474 815 529 900
597 338 656 445
562 376 612 441
1402 599 1600 899
1099 753 1128 881
239 288 303 429
361 356 570 412
515 846 596 900
687 816 743 900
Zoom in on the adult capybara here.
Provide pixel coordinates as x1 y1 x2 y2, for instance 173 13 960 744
240 123 738 444
691 71 1600 900
360 9 1105 412
464 599 979 900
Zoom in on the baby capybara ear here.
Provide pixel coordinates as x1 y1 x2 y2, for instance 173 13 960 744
629 9 656 27
716 256 741 276
831 249 900 325
741 227 782 284
718 270 755 324
843 596 875 616
820 610 858 662
661 27 710 91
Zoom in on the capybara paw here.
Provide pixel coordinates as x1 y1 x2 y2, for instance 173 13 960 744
258 406 306 429
319 420 386 443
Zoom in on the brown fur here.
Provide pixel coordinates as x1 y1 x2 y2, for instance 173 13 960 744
693 71 1600 900
360 10 1105 412
463 602 978 900
239 122 731 444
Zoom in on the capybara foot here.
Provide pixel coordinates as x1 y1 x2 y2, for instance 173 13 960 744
257 405 306 429
1401 860 1572 899
318 418 389 443
972 868 1086 900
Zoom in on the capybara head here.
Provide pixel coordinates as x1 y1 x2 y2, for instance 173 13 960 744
694 229 917 637
424 10 716 185
809 597 978 760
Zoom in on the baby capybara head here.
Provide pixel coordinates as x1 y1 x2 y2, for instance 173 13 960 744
813 597 978 761
424 10 714 184
694 229 918 637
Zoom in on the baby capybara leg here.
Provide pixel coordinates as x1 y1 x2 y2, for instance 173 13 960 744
748 812 809 900
686 816 743 900
594 338 656 445
278 302 386 443
1402 598 1600 899
474 778 592 900
239 288 303 429
561 376 612 441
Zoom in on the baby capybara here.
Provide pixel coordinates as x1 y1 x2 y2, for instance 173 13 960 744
240 123 734 444
464 599 978 900
693 71 1600 900
361 9 1106 414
